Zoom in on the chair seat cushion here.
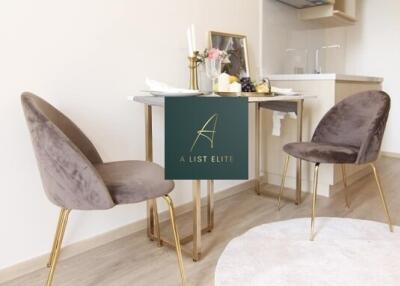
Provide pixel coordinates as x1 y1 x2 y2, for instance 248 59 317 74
95 161 174 204
283 142 359 164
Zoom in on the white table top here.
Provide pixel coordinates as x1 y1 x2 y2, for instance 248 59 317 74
128 95 315 107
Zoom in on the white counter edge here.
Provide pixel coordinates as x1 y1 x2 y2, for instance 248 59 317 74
266 74 383 83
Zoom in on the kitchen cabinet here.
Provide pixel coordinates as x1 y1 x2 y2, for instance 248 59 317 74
298 0 357 27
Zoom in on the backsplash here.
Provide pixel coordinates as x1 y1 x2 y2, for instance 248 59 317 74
262 0 348 75
286 27 347 74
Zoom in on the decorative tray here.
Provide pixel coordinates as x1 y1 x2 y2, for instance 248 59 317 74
216 92 275 97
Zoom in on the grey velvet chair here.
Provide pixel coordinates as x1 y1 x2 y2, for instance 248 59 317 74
21 92 186 286
277 90 393 240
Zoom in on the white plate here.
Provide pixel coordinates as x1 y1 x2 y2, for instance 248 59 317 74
274 91 300 96
148 90 203 97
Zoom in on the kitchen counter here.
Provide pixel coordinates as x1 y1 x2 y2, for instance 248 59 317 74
266 74 383 83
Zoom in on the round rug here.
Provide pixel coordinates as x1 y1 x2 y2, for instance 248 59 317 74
215 218 400 286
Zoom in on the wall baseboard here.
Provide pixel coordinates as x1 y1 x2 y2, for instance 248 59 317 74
262 163 373 198
329 165 371 195
0 180 256 284
381 151 400 159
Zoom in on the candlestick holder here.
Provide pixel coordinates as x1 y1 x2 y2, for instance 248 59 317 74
188 51 200 90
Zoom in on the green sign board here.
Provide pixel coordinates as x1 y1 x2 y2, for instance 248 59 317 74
165 97 248 180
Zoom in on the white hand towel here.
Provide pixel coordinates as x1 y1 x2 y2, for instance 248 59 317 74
288 112 297 119
272 111 286 136
272 111 298 136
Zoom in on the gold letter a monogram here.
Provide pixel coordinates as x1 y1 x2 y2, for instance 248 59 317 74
190 113 219 152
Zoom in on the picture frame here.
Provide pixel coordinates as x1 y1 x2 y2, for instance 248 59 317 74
209 31 250 78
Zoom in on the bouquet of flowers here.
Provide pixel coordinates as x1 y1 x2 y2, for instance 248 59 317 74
199 48 230 63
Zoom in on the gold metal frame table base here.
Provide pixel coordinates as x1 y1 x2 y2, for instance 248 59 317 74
144 104 214 261
137 96 309 261
254 99 303 205
146 179 214 261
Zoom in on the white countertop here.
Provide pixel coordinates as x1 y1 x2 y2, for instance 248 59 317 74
266 74 383 83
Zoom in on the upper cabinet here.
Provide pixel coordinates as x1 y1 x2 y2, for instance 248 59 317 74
299 0 357 27
277 0 357 27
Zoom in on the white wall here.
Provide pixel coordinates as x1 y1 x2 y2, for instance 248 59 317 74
263 0 399 154
345 0 400 153
262 0 307 74
0 0 261 270
4 0 397 271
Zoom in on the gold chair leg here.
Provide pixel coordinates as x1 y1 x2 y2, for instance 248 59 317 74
370 163 394 232
152 199 162 246
163 195 187 286
341 164 350 208
310 163 320 241
46 208 70 286
47 209 66 268
278 155 290 210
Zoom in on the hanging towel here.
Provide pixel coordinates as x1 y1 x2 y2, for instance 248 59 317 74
272 111 297 136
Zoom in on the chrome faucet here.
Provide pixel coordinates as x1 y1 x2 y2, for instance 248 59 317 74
314 44 341 74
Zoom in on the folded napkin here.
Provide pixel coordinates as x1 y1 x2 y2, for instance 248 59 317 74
145 78 198 93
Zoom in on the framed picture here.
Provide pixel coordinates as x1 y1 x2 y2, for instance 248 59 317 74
209 31 250 78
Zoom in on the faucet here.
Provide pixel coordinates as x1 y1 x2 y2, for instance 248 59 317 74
314 44 341 74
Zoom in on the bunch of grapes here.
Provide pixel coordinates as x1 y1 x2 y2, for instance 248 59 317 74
240 77 256 92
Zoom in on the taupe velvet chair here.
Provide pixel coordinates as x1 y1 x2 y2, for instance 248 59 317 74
278 90 393 240
21 92 186 286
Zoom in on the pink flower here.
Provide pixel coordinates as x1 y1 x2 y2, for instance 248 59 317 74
208 48 220 60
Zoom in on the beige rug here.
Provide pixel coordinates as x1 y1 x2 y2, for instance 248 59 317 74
215 218 400 286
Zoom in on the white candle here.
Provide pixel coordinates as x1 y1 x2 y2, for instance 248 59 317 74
187 27 193 56
190 24 196 53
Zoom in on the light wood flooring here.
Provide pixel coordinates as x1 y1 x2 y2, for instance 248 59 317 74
3 157 400 286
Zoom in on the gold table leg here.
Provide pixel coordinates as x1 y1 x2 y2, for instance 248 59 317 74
144 104 155 239
278 155 290 210
192 180 201 261
207 180 214 232
144 104 153 162
255 103 261 195
296 99 304 205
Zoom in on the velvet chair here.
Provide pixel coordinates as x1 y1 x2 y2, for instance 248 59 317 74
277 90 393 240
21 92 186 286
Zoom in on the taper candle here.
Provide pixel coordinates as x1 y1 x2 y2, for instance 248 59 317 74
190 24 196 52
187 27 193 56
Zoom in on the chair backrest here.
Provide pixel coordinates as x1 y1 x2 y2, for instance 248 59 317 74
21 92 114 210
312 90 390 164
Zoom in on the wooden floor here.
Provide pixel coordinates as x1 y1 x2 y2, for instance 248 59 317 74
3 157 400 286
